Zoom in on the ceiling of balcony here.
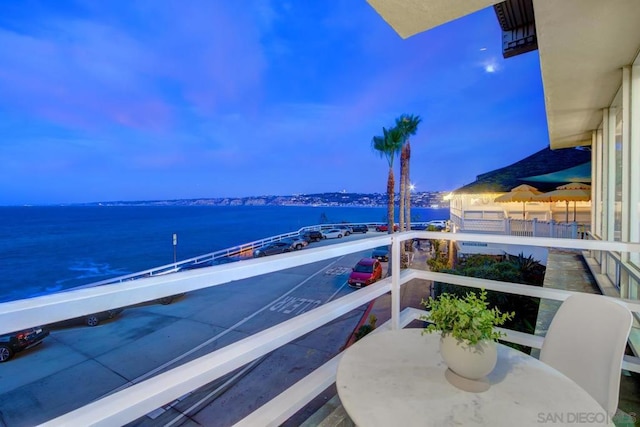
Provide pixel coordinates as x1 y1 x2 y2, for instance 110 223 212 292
366 0 640 150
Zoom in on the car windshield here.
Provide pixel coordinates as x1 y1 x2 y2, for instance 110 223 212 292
354 263 373 273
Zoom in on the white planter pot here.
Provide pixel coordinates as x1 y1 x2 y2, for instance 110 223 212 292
440 335 497 380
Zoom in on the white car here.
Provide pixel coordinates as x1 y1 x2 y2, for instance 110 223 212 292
283 236 309 250
322 228 345 239
427 220 448 230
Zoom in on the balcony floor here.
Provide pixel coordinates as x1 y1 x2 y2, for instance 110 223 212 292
296 248 640 427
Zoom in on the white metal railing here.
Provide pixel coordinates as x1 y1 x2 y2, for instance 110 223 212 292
3 232 640 426
452 213 589 239
72 222 390 291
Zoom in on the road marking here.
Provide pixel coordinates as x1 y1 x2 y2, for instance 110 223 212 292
163 358 262 427
325 281 349 303
105 256 346 396
269 296 322 315
325 266 351 275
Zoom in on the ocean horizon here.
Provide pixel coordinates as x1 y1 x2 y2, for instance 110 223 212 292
0 205 449 303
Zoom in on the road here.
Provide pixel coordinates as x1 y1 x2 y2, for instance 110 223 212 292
0 232 385 426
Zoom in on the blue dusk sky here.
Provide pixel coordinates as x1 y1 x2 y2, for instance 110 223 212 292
0 1 549 205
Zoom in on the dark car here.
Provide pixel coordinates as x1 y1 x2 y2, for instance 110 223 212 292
254 241 292 257
349 224 368 233
301 230 323 242
84 309 123 326
348 258 383 288
178 256 239 271
371 246 389 262
51 308 124 328
0 326 49 362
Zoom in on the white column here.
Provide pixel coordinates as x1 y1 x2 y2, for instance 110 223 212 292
591 130 600 238
391 235 401 330
630 62 640 266
622 66 631 250
607 106 617 243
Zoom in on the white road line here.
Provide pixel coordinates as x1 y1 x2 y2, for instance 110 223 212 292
163 358 262 427
105 256 346 396
325 281 349 303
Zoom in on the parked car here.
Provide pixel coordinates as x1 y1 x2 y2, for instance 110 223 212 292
158 294 186 305
427 220 448 230
0 326 49 362
85 309 124 326
349 224 368 233
301 230 323 242
348 258 383 288
179 256 240 271
410 223 428 230
336 225 352 236
283 236 309 250
375 224 399 232
371 246 389 262
322 228 345 239
253 241 292 257
51 308 124 328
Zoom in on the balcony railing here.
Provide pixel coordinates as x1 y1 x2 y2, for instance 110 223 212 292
2 232 640 426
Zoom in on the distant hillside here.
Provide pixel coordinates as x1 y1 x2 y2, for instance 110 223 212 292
80 191 451 208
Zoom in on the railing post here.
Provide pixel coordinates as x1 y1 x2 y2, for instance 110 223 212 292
532 218 538 237
391 235 401 330
550 219 556 238
505 218 511 235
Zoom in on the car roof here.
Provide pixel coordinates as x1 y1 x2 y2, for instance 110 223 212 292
356 257 378 266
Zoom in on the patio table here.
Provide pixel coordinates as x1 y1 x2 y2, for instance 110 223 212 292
336 329 613 426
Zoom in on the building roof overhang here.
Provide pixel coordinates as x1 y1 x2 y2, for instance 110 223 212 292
366 0 640 150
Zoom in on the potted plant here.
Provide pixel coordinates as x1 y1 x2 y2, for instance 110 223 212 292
421 290 514 380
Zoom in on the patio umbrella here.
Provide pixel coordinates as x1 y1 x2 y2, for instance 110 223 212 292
494 184 543 219
533 182 591 222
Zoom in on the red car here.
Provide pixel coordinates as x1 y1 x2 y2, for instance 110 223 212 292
375 224 399 232
348 258 383 288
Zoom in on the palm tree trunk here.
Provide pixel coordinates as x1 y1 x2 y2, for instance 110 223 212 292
386 168 395 276
387 169 395 233
405 141 412 235
399 146 407 233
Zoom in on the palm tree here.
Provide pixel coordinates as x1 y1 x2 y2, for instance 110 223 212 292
396 114 422 235
372 126 404 235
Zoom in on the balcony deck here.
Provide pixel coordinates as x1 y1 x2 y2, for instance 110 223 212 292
298 247 640 426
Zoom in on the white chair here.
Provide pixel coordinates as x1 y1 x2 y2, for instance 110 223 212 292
539 293 633 416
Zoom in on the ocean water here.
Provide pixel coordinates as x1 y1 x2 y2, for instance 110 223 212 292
0 205 449 303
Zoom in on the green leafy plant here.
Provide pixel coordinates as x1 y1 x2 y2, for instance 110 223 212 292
354 314 378 341
421 290 514 345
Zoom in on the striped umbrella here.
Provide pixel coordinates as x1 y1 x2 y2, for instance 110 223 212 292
494 184 543 219
534 182 591 222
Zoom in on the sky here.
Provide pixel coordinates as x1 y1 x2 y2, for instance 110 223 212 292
0 1 549 205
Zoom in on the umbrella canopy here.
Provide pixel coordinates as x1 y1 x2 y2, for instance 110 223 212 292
534 182 591 222
494 184 543 218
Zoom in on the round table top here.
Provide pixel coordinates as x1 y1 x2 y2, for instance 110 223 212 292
336 329 612 427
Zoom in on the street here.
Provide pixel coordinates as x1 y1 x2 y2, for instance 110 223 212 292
0 233 381 426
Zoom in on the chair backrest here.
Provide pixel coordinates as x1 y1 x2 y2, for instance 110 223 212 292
539 293 633 416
